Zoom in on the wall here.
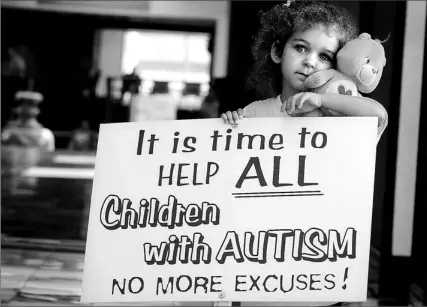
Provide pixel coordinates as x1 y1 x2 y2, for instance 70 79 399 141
358 2 406 253
392 1 426 257
412 17 427 302
0 0 230 78
366 2 427 304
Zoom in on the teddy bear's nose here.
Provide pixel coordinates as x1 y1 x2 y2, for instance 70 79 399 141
373 68 378 74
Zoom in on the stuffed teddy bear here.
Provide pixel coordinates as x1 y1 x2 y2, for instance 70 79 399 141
302 33 386 116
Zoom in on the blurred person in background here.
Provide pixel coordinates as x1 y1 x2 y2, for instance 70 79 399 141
122 67 142 105
68 119 94 151
2 46 28 78
199 82 220 118
1 45 36 127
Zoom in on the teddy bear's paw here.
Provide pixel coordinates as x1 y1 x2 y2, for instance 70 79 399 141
312 75 322 85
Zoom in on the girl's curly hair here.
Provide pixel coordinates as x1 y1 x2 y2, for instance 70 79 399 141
246 1 359 98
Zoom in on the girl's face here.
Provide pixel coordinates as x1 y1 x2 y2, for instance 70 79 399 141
272 24 339 97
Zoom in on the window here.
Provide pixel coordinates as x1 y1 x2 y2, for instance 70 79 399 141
121 29 211 95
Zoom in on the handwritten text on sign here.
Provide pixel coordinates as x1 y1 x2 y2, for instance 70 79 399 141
81 118 378 303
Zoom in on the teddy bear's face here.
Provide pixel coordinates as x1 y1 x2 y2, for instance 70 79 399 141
336 34 386 93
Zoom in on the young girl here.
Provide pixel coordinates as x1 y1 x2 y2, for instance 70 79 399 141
218 1 386 307
221 1 388 142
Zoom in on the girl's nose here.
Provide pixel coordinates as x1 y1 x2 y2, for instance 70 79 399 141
303 55 316 68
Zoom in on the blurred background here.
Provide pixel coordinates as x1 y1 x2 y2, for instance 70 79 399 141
1 1 426 306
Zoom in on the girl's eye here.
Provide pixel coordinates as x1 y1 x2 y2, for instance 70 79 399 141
295 45 307 52
365 57 371 64
319 54 332 62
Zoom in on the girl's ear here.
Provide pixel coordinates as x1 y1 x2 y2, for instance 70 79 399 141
270 41 282 64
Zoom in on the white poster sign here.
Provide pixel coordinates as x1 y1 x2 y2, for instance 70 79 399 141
81 117 378 303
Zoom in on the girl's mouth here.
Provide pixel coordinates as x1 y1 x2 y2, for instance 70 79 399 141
296 72 309 79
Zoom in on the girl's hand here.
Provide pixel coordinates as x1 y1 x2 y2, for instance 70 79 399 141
220 108 245 126
281 92 322 115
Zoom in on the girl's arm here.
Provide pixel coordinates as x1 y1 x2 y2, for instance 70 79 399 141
283 92 388 128
282 92 388 141
319 93 388 127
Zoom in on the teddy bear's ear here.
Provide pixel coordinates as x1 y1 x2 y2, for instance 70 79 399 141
359 33 371 39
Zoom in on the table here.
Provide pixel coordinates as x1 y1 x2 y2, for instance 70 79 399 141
2 149 96 241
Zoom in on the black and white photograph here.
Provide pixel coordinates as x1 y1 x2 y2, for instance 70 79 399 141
1 1 426 306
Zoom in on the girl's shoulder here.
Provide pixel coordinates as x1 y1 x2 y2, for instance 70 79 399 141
244 95 289 118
